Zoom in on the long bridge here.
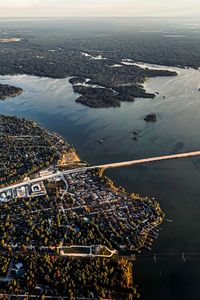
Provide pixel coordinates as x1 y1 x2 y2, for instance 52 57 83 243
1 150 200 193
93 150 200 170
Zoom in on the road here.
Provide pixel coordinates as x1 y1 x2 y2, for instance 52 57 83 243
1 150 200 194
94 150 200 169
0 168 84 194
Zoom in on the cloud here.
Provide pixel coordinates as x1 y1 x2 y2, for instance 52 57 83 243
0 0 199 17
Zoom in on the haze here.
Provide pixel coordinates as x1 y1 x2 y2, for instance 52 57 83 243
0 0 200 18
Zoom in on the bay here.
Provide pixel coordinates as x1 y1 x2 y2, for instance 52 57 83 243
1 65 200 299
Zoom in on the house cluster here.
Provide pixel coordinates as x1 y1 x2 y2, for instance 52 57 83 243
0 115 70 186
0 181 47 202
0 169 163 253
64 170 163 252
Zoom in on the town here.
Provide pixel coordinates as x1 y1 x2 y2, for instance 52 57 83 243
0 114 163 299
0 167 163 254
0 114 75 186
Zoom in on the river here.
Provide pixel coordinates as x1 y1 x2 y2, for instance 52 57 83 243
1 65 200 300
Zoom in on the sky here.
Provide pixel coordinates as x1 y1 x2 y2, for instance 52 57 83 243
0 0 199 17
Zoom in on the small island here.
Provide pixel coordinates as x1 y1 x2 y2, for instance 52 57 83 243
0 83 23 100
144 113 157 122
71 77 156 108
73 85 121 108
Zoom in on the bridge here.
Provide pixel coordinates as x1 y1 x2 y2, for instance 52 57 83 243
1 150 200 193
92 150 200 170
137 252 200 263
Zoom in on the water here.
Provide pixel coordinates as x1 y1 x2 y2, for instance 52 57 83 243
1 66 200 299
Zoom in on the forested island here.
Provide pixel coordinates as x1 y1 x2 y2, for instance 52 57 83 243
1 19 200 110
0 26 179 108
144 113 157 122
73 85 121 108
0 83 23 100
72 79 156 108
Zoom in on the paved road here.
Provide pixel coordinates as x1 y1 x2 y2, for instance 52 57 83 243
0 169 85 193
94 150 200 169
1 150 200 194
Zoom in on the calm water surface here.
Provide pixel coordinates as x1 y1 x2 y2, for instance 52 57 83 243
1 66 200 300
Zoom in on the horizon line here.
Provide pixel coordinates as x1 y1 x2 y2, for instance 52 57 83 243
0 16 199 20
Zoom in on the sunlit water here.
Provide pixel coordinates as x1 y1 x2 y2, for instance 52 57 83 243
1 65 200 300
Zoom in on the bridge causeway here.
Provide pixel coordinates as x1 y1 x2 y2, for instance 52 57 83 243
1 150 200 193
92 151 200 170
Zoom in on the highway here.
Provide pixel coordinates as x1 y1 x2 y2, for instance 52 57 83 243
0 169 85 194
1 150 200 194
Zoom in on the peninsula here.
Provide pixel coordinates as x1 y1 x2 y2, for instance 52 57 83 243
0 114 164 299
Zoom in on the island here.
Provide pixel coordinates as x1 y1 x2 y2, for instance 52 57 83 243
0 83 23 100
0 114 164 299
144 113 157 122
73 85 121 108
0 33 178 109
71 79 155 108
